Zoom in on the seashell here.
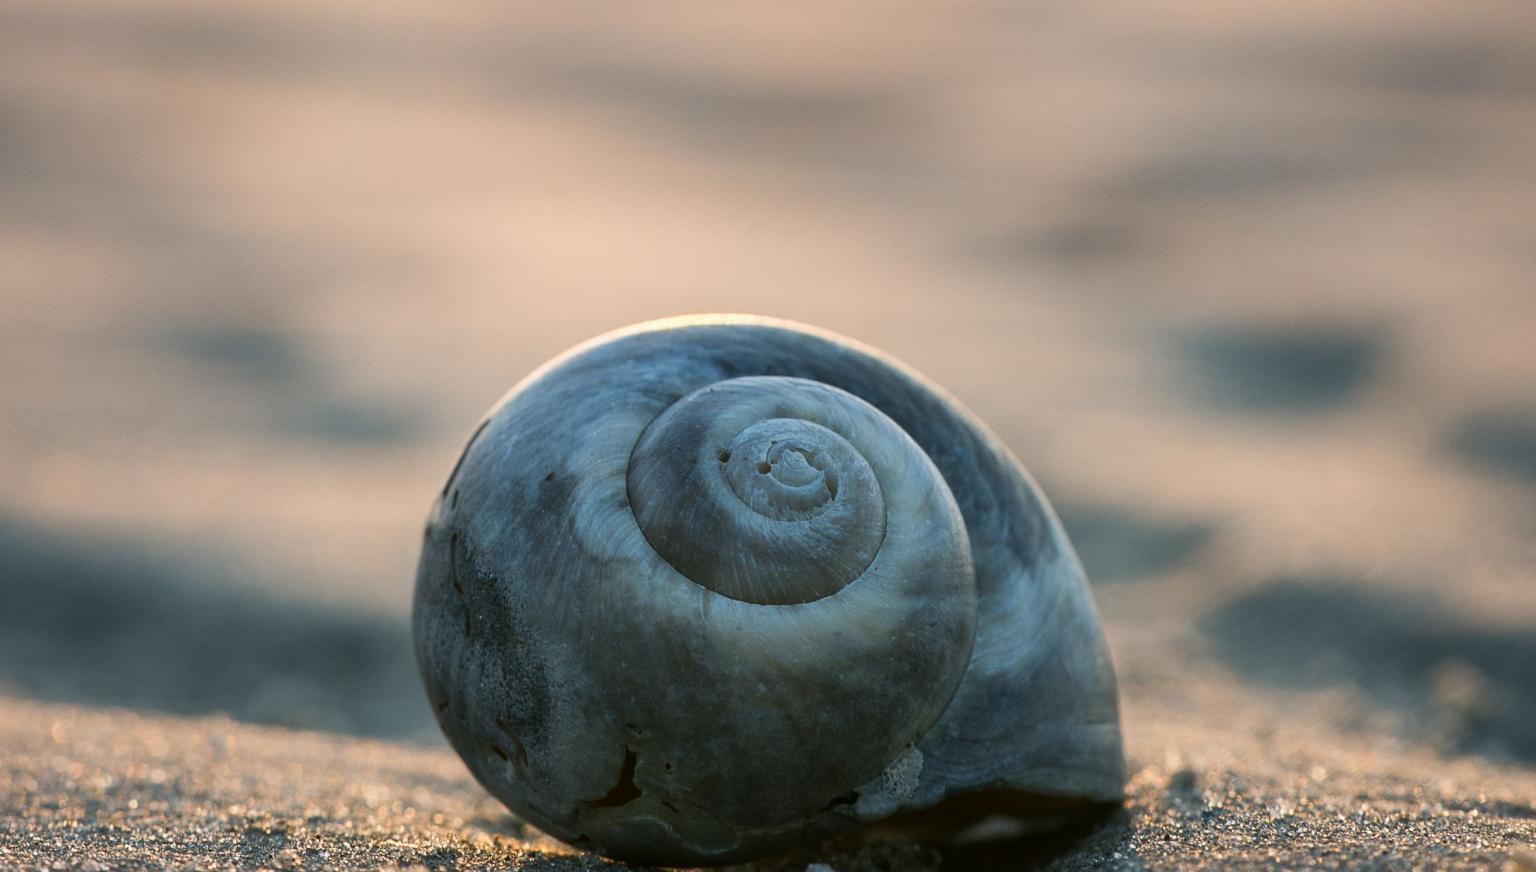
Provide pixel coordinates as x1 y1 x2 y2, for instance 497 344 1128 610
412 315 1124 865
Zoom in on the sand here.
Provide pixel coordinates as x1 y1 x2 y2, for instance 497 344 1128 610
2 0 1536 868
5 695 1534 870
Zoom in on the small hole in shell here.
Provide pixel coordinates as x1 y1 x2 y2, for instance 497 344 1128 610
756 461 772 474
496 718 531 774
824 790 858 811
717 449 732 463
587 745 642 809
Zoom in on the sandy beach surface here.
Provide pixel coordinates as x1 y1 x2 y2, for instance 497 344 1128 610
3 1 1535 868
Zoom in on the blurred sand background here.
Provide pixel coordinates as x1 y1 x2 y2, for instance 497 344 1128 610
3 1 1535 868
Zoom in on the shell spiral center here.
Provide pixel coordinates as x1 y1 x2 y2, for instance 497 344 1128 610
720 419 850 522
627 378 888 605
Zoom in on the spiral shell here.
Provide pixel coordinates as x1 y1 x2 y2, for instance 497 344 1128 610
413 315 1124 865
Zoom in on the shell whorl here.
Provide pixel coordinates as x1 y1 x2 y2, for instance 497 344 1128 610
628 377 893 605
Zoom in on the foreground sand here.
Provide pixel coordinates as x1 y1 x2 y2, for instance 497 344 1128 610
4 695 1534 870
